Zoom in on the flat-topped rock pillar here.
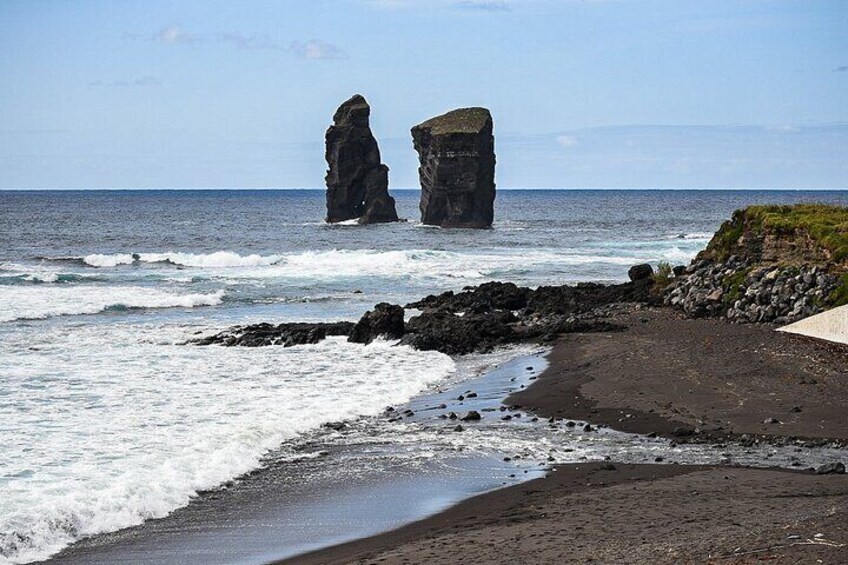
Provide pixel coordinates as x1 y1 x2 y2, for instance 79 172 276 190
411 107 496 228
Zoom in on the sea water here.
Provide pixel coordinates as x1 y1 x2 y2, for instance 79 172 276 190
2 189 847 563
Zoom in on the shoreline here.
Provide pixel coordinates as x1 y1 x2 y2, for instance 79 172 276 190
277 304 848 564
32 303 848 565
40 348 552 565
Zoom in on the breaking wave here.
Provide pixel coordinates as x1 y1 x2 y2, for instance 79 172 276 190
0 331 454 564
40 246 699 282
0 287 225 323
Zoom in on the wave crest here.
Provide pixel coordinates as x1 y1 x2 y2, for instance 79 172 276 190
0 287 224 323
73 251 281 268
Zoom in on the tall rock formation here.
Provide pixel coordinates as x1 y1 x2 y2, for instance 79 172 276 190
411 107 496 228
325 94 399 224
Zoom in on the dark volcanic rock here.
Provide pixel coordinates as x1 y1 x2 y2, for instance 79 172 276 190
399 279 647 354
628 263 654 282
190 275 649 355
408 281 529 313
325 94 399 224
348 302 406 344
191 322 354 347
411 107 496 228
402 310 517 355
410 280 653 318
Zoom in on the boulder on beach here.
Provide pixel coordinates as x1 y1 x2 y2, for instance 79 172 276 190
325 94 399 224
628 263 654 282
411 107 496 228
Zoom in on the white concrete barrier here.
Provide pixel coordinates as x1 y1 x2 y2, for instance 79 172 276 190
777 304 848 345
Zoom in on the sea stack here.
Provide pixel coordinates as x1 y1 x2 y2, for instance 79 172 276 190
411 107 496 228
324 94 399 224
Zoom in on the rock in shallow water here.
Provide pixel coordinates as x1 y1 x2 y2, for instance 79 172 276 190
325 94 399 224
190 322 355 347
348 302 406 345
412 107 496 228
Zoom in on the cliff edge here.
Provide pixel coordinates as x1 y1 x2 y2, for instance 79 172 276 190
665 204 848 323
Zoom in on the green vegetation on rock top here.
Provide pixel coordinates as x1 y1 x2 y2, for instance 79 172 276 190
414 107 492 135
747 204 848 262
706 203 848 263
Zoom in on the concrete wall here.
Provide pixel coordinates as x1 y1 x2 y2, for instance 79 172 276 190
777 304 848 345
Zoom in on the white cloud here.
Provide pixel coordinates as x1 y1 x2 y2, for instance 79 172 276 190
454 1 510 11
89 76 162 88
128 27 345 60
765 125 799 133
289 39 348 60
155 26 199 45
556 134 579 147
216 32 284 50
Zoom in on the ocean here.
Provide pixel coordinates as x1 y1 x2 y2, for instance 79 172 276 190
2 189 848 564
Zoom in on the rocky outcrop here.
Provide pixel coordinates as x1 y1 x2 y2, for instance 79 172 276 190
695 205 847 270
402 278 649 354
411 107 496 228
407 279 654 319
348 302 405 344
664 204 848 324
190 322 355 347
325 94 399 224
664 257 841 323
190 271 654 354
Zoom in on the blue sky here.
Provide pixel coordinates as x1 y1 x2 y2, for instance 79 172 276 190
1 0 846 189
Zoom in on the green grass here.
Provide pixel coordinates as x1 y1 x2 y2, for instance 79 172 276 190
704 209 749 261
828 274 848 307
745 204 848 262
721 268 751 305
651 261 674 293
704 204 848 263
415 107 492 134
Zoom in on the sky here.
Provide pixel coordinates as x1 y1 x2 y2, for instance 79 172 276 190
0 0 846 189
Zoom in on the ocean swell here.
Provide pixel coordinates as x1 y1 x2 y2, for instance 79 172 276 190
0 286 225 323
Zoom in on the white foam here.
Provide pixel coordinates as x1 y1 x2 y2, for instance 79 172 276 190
79 252 281 268
0 286 224 323
662 232 713 241
261 249 641 281
83 253 136 267
0 264 91 284
139 251 282 268
53 246 702 286
662 246 697 263
0 325 454 564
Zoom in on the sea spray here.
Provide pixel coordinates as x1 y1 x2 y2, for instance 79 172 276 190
0 325 455 564
0 287 225 323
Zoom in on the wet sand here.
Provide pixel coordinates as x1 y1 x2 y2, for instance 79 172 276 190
280 307 848 564
513 307 848 443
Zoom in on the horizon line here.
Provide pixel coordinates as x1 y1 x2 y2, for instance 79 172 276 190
1 187 847 192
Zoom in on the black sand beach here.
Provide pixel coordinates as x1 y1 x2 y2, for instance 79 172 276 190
278 306 848 564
